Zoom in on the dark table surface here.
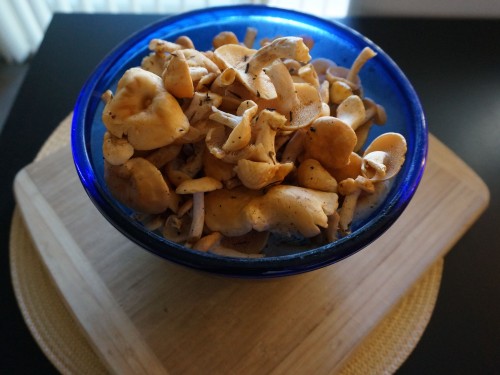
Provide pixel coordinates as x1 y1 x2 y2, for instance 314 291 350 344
1 13 499 374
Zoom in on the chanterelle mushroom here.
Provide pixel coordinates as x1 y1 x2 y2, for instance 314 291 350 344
100 31 407 254
361 132 407 181
102 131 134 166
235 159 294 190
175 176 223 242
297 159 338 192
162 52 194 98
209 100 259 152
183 91 223 125
260 61 322 129
214 43 277 100
205 187 262 237
326 47 377 91
233 109 294 189
302 116 358 171
102 67 190 150
336 95 366 131
104 157 173 214
245 185 338 238
214 36 311 100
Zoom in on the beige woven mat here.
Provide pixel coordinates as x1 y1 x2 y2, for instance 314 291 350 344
9 114 443 374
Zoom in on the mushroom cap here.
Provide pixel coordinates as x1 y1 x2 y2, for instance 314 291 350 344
162 52 194 98
303 116 358 170
285 82 323 129
362 132 407 181
336 95 366 130
214 43 277 100
330 80 353 104
209 100 259 152
175 176 223 194
203 151 236 182
235 159 294 190
205 125 259 163
148 38 183 53
102 68 190 150
183 91 223 125
141 52 169 76
248 37 311 75
326 66 361 91
328 152 363 182
179 49 221 74
144 143 182 169
252 62 323 129
245 185 339 238
212 31 239 49
297 159 338 192
104 157 172 214
205 187 262 236
311 57 336 81
175 35 195 49
102 131 134 166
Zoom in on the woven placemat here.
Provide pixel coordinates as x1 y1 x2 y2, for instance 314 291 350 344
9 114 443 374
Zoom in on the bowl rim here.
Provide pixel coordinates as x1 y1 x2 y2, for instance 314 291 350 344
71 5 428 277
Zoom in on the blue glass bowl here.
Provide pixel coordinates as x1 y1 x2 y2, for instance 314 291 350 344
72 5 427 277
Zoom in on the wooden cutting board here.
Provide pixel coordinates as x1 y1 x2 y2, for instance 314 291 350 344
13 135 489 375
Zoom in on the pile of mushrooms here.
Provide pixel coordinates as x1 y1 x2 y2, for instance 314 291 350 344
101 29 407 258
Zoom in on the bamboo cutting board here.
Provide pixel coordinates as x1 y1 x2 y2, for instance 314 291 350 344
13 135 489 375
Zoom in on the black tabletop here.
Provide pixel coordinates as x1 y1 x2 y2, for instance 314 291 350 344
1 13 499 374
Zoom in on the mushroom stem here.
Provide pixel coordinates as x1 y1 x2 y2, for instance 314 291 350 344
209 107 241 128
325 211 340 242
188 192 205 242
243 27 258 48
339 189 362 232
220 67 237 86
346 47 377 84
364 151 388 179
189 67 209 82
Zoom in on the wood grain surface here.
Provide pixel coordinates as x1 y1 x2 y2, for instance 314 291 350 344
13 135 489 375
